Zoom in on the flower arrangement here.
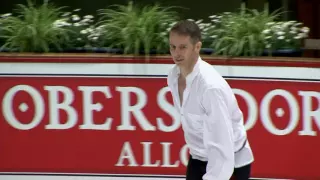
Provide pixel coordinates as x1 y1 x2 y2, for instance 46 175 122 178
0 1 311 57
0 13 12 47
184 4 310 56
53 8 106 50
204 3 282 56
0 0 70 52
262 21 310 51
97 1 179 56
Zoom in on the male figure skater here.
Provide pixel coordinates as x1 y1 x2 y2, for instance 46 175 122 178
167 20 254 180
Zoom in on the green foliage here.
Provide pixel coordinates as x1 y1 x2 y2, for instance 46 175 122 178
262 21 309 51
0 1 310 56
98 1 179 56
53 9 105 49
209 3 282 56
0 0 70 52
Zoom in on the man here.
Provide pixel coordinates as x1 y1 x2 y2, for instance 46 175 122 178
167 20 254 180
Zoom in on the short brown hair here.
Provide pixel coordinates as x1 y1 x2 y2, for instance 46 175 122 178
170 20 202 44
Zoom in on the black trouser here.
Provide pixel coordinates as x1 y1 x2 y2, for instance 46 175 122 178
186 156 251 180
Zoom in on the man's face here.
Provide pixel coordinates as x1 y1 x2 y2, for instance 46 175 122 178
169 32 201 67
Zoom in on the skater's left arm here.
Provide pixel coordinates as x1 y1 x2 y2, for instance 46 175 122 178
201 87 234 180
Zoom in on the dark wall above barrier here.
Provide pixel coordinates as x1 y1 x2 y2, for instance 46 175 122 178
0 0 242 20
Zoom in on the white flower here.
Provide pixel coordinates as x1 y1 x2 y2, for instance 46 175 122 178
278 36 285 40
276 31 285 35
1 13 12 18
265 44 271 49
266 22 275 26
198 23 205 27
196 19 203 24
53 19 71 27
82 23 89 26
77 38 82 41
301 27 310 33
86 28 94 32
290 30 297 34
170 22 176 26
73 22 81 26
72 15 80 21
62 12 71 17
187 19 194 21
81 18 90 23
80 30 88 34
77 22 88 26
96 25 105 30
262 29 270 34
211 19 220 23
53 22 64 27
290 26 298 31
84 15 94 19
73 8 81 12
211 35 217 38
264 36 272 39
298 32 308 38
282 22 291 27
294 35 302 39
271 25 281 30
209 15 217 19
92 36 98 41
203 28 209 32
160 32 167 36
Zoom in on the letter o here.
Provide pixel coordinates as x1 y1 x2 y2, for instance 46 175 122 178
2 85 45 130
180 144 189 167
260 89 299 135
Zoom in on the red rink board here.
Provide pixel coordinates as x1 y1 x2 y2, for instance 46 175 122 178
0 75 319 179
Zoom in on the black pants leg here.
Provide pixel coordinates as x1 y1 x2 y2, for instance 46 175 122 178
186 156 207 180
233 164 251 180
186 155 252 180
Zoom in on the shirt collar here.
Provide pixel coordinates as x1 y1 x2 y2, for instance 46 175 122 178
172 56 202 86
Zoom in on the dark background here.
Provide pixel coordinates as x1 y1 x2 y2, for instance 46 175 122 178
2 0 320 57
0 0 297 21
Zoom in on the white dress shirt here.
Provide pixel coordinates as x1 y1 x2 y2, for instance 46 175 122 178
167 57 254 180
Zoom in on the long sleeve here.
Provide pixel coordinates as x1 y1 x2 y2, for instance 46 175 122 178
201 87 234 180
